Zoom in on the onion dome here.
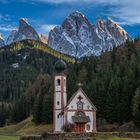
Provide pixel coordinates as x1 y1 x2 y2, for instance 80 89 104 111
55 59 67 73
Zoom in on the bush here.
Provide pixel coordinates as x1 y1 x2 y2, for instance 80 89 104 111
62 123 75 132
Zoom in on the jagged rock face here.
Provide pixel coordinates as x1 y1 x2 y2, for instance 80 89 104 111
39 34 48 44
6 18 40 45
6 30 18 45
48 11 132 58
0 33 5 47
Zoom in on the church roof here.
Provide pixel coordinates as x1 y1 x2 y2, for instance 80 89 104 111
65 88 97 111
72 115 90 123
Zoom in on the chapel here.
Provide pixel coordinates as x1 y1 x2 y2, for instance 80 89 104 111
53 59 97 133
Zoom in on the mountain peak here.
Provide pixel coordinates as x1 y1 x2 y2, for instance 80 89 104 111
107 17 113 22
69 11 85 18
20 18 29 25
0 33 5 47
48 11 132 58
6 18 40 45
0 33 4 40
19 18 30 31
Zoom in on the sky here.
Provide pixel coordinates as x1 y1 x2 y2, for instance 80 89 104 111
0 0 140 41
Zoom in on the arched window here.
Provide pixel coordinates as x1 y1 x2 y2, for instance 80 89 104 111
56 79 61 86
57 101 60 105
86 124 90 131
77 100 84 110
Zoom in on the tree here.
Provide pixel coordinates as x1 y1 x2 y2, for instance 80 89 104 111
78 66 88 82
33 89 44 124
132 88 140 127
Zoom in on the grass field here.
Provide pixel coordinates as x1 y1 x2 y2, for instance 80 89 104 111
0 118 139 140
0 135 20 140
0 117 53 136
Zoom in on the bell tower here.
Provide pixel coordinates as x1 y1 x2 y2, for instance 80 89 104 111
53 59 67 132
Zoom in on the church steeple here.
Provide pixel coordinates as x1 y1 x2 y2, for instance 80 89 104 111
53 48 67 132
54 59 67 73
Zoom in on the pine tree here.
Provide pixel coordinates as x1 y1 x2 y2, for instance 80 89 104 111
132 88 140 127
33 91 43 124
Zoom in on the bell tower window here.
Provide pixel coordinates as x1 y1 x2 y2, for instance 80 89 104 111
57 79 61 86
57 101 60 105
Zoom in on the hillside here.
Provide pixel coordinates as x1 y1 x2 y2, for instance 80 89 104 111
0 117 52 136
0 39 75 102
0 117 139 140
0 38 140 131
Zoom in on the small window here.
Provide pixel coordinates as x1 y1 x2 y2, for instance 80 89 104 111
87 105 90 109
57 79 61 86
86 124 90 131
57 115 59 119
57 101 60 105
77 100 84 110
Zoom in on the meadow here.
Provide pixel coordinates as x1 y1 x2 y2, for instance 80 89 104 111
0 135 20 140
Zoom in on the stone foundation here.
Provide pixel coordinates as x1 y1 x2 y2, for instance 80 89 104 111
20 132 140 140
20 132 96 140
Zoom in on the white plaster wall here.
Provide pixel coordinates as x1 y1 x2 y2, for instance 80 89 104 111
67 90 93 110
55 110 64 132
66 89 95 132
63 92 67 107
85 112 93 132
67 111 75 123
54 75 67 132
63 77 66 92
55 92 61 109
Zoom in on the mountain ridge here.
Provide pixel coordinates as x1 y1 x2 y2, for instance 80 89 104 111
0 11 132 58
6 18 40 45
48 11 132 58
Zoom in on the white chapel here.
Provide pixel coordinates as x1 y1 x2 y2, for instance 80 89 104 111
53 59 97 133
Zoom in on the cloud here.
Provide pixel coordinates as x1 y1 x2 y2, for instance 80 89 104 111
0 14 11 22
22 0 94 4
21 0 140 25
104 0 140 25
0 14 17 33
38 24 57 34
0 25 17 32
22 0 121 4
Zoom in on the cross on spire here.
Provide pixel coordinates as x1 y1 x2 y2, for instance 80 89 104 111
77 95 83 100
77 82 83 88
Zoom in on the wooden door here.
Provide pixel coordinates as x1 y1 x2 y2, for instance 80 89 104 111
75 123 85 133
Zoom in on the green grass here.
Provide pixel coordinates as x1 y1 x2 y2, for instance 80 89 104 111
0 117 52 136
96 135 139 140
0 118 139 140
0 135 20 140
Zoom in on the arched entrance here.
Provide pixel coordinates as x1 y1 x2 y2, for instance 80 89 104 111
72 111 90 133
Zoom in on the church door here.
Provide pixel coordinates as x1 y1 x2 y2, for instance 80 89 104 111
75 123 85 133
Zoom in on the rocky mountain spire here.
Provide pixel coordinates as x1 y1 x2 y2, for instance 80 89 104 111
6 18 40 45
0 33 5 47
48 11 132 58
